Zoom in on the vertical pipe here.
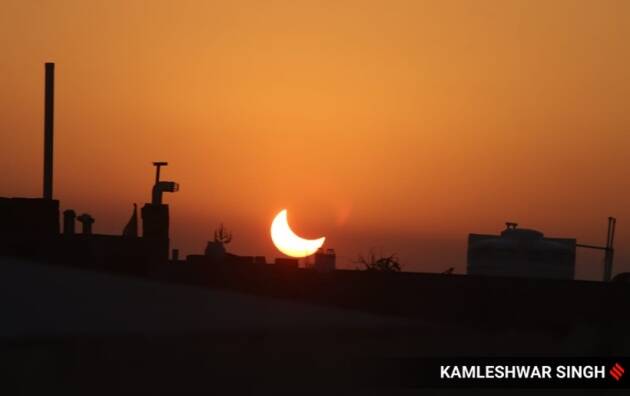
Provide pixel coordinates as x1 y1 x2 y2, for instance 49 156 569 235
602 217 611 282
43 62 55 200
603 217 616 282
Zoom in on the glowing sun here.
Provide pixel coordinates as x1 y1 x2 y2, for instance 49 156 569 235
270 209 325 258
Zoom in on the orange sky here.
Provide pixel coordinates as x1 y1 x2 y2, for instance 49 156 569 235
1 0 629 279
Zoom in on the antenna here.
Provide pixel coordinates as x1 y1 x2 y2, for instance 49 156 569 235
604 217 616 282
576 217 617 282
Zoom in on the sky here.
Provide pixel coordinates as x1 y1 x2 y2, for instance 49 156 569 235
1 0 629 279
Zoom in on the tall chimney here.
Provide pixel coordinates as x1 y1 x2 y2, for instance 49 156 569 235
43 62 55 200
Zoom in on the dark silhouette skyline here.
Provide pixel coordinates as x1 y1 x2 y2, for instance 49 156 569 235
1 41 629 396
0 63 626 310
0 63 624 283
2 2 630 391
4 3 630 280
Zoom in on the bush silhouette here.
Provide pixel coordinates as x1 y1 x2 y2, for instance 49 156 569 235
356 250 401 272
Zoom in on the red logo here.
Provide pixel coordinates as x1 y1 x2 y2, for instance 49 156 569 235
610 363 625 381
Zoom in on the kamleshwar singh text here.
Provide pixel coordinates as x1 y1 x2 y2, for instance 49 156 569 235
440 365 606 379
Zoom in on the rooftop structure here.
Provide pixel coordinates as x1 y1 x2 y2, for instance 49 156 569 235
467 222 576 279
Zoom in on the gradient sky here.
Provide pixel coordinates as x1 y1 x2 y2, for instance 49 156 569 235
1 0 629 279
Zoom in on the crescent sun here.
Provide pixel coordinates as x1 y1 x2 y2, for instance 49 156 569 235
271 209 325 258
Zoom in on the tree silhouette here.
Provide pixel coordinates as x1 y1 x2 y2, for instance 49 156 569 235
213 223 232 245
356 250 401 272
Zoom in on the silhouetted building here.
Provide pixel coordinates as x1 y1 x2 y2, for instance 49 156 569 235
186 250 266 268
0 197 59 258
314 248 336 272
204 240 226 263
0 64 181 274
0 64 61 257
63 209 76 235
275 258 299 268
226 254 257 265
467 222 576 279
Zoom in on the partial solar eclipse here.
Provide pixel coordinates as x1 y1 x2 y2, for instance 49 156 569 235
271 209 325 258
